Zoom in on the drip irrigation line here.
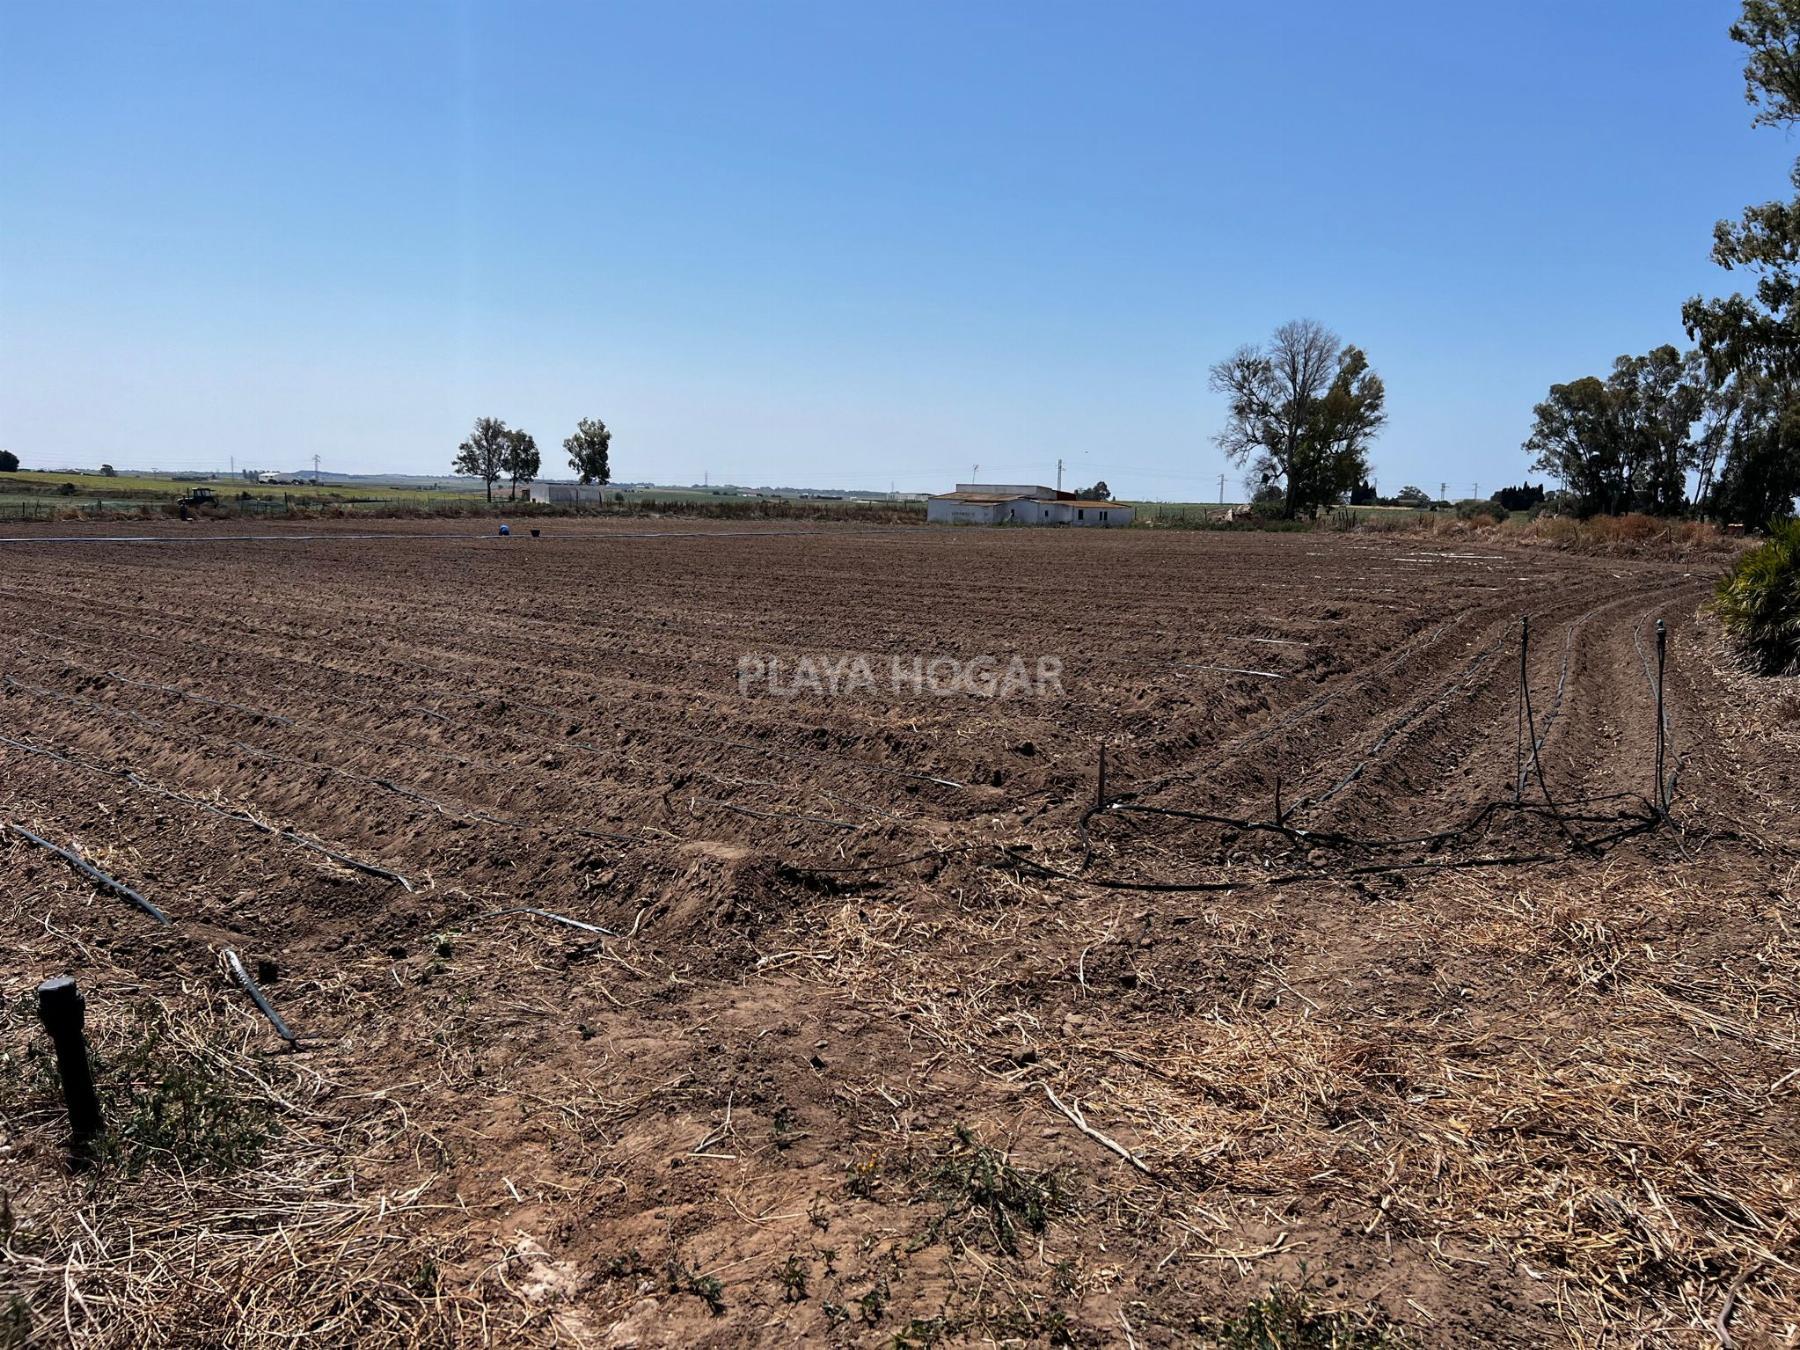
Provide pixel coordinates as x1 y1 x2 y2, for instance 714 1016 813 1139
482 907 617 936
1632 614 1686 810
688 797 858 831
104 670 294 727
223 949 297 1043
4 823 172 924
0 729 415 891
1102 796 1652 857
1516 605 1587 795
147 779 416 892
791 844 977 876
1303 640 1502 814
1174 663 1285 679
498 692 968 791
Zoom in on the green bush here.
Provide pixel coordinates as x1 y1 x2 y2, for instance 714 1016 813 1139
1204 1275 1405 1349
1454 498 1508 524
1717 518 1800 676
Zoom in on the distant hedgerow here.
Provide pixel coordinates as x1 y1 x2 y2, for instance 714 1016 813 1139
1716 518 1800 676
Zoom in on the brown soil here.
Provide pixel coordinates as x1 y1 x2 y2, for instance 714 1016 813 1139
1 520 1796 1346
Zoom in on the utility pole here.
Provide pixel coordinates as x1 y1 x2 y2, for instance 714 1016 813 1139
1439 480 1447 504
313 453 322 484
1472 481 1479 500
1056 457 1063 492
1218 473 1225 505
972 463 979 484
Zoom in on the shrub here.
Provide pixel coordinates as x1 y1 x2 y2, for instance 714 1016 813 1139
1454 498 1508 524
1206 1278 1405 1348
1717 518 1800 676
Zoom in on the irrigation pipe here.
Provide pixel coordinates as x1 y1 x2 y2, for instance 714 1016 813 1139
223 949 297 1044
4 823 171 925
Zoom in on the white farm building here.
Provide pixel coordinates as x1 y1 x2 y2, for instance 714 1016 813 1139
926 484 1134 528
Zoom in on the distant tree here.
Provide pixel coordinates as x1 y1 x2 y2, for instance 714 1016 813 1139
1210 319 1386 519
1395 484 1431 507
453 417 509 502
502 428 540 500
565 417 612 485
0 450 18 472
1083 479 1111 500
1678 1 1800 525
1349 478 1378 505
99 463 117 477
1522 346 1704 517
1494 482 1546 511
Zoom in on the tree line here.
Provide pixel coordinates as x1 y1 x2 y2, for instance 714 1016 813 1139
453 416 613 502
1209 4 1800 530
1524 2 1800 528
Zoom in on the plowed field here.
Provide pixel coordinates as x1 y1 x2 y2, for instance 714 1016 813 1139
2 520 1796 1346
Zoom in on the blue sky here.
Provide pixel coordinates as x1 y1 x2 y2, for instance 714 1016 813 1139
1 1 1792 497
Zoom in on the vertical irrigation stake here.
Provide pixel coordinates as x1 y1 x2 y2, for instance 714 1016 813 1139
37 976 103 1162
1654 619 1668 815
1515 614 1529 803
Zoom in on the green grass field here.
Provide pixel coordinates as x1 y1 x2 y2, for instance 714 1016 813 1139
0 469 927 522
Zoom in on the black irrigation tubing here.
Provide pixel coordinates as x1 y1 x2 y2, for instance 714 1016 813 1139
1299 639 1504 814
1101 795 1657 858
53 642 834 835
7 671 531 832
1516 604 1588 795
8 671 500 827
688 797 859 831
1514 618 1591 855
4 822 172 924
223 949 297 1043
481 907 616 936
0 729 416 892
1000 831 1652 894
35 602 970 802
147 779 416 892
1631 613 1687 810
1129 613 1475 806
22 652 932 838
790 844 979 875
498 691 969 791
103 670 295 727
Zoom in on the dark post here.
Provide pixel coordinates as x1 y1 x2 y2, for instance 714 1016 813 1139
1654 619 1668 814
1095 741 1107 813
37 977 103 1155
1516 615 1529 803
